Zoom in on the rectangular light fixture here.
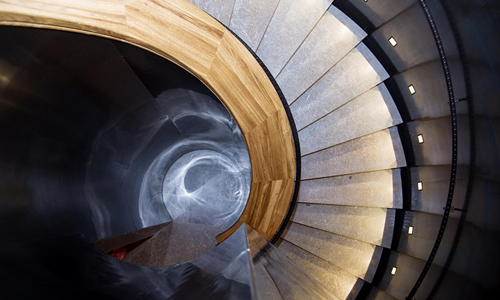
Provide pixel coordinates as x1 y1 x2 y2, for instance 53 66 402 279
408 226 414 235
408 84 416 94
417 181 423 191
388 36 398 47
417 134 424 144
391 267 397 275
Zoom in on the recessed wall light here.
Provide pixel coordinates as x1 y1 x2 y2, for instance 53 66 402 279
417 181 423 191
391 267 397 275
408 226 414 235
417 134 424 144
408 84 416 94
388 36 398 47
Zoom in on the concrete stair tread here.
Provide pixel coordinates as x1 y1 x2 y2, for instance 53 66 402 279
282 222 383 282
124 221 220 267
298 84 403 155
188 2 406 299
256 0 333 77
253 261 284 300
290 43 390 130
278 239 359 300
291 203 395 247
301 128 407 180
299 169 403 209
229 0 280 51
277 5 366 104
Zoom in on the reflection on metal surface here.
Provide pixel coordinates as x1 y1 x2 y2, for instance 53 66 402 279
163 149 249 228
0 27 250 244
85 88 251 239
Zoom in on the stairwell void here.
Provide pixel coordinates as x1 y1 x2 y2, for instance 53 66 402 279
0 25 253 258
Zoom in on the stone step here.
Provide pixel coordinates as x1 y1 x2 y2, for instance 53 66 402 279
278 239 360 300
299 83 402 155
252 261 283 300
299 169 403 209
124 221 220 267
301 128 406 180
282 222 382 282
229 0 280 51
276 5 366 104
290 43 389 130
189 0 235 26
291 203 395 248
256 0 333 76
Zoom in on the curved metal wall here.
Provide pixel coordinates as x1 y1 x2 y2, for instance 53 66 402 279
0 27 251 243
335 0 500 298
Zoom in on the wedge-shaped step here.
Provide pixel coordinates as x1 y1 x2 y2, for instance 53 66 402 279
291 43 389 130
190 0 235 26
302 128 406 180
277 6 366 104
299 84 402 155
282 223 382 281
124 222 219 267
248 225 335 300
257 0 333 76
229 0 280 50
253 262 283 300
279 239 357 300
299 170 402 209
292 204 395 247
92 222 170 253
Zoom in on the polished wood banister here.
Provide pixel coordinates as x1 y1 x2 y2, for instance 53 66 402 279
0 0 296 241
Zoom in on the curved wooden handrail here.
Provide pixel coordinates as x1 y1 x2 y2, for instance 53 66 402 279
0 0 296 242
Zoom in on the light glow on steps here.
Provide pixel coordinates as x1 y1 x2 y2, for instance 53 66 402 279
276 5 366 104
298 169 403 209
279 239 360 300
301 128 407 180
229 0 280 51
291 203 396 247
256 0 333 76
298 83 402 155
290 43 390 130
189 1 407 298
282 223 382 281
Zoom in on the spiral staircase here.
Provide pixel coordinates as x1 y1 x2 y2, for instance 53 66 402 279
1 0 498 299
187 1 404 299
